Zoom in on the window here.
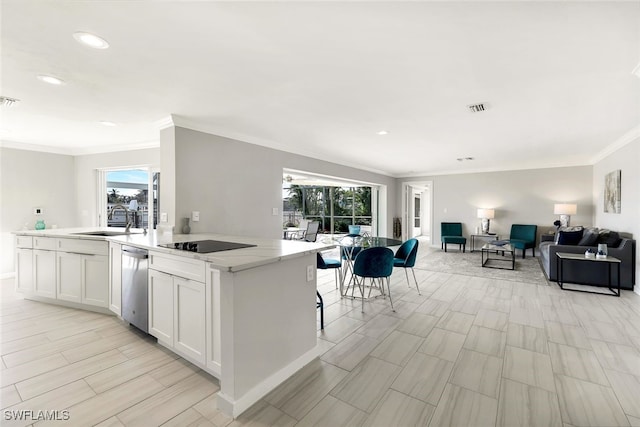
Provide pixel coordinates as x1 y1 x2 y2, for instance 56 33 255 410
97 167 157 229
283 184 373 234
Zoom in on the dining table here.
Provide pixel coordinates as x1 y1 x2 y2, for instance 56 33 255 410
329 235 403 296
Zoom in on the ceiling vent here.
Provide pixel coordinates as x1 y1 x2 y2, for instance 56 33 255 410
0 96 19 107
467 103 486 113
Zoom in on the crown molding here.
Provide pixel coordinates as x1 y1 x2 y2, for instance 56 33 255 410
0 139 159 156
590 125 640 164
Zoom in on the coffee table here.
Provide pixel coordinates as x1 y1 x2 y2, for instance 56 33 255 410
481 242 515 270
470 234 499 252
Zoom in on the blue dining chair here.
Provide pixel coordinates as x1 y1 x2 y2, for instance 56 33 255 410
353 247 395 313
393 239 420 295
317 252 343 291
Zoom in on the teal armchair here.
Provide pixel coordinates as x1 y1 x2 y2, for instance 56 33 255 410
509 224 538 258
441 222 467 253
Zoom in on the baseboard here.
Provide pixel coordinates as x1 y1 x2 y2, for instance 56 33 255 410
216 345 320 418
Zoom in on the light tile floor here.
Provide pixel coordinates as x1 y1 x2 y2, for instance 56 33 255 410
1 245 640 426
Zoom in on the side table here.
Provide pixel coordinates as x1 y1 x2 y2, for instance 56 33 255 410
470 234 499 252
555 252 621 297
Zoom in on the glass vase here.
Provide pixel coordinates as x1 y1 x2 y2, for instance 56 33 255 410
182 217 191 234
35 219 46 230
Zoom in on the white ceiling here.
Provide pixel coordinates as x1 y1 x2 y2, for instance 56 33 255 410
1 1 639 177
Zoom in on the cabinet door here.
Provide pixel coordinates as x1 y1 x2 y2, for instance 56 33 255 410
83 255 109 307
15 248 33 293
33 250 56 298
174 277 206 365
109 243 123 315
57 252 82 303
206 267 222 375
149 269 174 345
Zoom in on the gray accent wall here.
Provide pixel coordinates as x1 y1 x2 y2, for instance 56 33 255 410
398 166 593 246
0 148 76 276
163 126 396 239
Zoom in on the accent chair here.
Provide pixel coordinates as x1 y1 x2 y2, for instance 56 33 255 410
509 224 538 258
441 222 467 253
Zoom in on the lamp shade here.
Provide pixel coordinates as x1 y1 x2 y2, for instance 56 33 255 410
477 208 495 219
554 204 577 215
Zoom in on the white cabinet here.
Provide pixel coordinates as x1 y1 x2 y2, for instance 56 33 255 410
15 247 34 293
206 266 222 375
56 251 108 307
149 269 174 345
33 237 57 299
83 255 109 307
57 252 82 302
148 251 207 365
109 242 122 316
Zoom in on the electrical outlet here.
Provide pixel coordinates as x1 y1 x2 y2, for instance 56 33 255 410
306 265 314 282
160 212 168 222
34 207 43 215
192 211 200 222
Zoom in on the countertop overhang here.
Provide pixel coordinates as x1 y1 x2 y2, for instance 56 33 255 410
14 228 335 272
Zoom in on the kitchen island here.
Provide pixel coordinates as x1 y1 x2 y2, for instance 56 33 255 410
13 228 334 417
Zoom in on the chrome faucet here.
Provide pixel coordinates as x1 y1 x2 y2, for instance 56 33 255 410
108 204 131 232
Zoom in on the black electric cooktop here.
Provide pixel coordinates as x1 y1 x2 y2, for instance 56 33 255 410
159 239 256 253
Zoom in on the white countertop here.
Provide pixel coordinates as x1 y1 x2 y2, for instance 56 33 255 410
14 228 334 272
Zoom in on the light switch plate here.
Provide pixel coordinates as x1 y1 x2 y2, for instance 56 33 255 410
192 211 200 222
34 207 43 215
306 265 314 282
272 207 279 216
160 212 168 222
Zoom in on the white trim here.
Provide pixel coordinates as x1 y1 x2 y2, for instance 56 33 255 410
0 272 16 280
216 347 320 418
590 125 640 164
0 139 159 156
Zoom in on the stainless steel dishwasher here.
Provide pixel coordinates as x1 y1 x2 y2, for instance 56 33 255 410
121 245 149 333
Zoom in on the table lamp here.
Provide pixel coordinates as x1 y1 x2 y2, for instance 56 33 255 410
477 209 495 234
554 203 577 228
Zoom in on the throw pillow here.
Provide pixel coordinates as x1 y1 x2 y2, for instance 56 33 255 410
603 231 622 247
578 228 599 246
557 229 584 245
554 226 583 244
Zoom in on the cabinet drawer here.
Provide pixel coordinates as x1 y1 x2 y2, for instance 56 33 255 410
15 236 33 249
149 251 205 283
57 238 108 255
34 237 57 251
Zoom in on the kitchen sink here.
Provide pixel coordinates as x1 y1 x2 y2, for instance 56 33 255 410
72 231 143 237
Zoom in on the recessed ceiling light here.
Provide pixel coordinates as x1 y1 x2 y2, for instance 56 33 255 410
100 121 116 127
37 75 65 85
377 130 389 135
73 32 109 49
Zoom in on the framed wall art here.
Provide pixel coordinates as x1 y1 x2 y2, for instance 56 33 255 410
604 169 621 213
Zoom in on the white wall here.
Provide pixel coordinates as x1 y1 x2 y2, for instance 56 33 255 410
0 148 76 276
398 166 593 245
166 126 397 239
593 137 639 293
74 148 160 227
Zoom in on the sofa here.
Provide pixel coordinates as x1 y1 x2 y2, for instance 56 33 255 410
539 227 636 290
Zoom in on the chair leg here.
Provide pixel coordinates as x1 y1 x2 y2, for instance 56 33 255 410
386 277 395 312
404 269 411 288
444 243 448 252
316 291 324 330
463 244 466 253
411 268 421 295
